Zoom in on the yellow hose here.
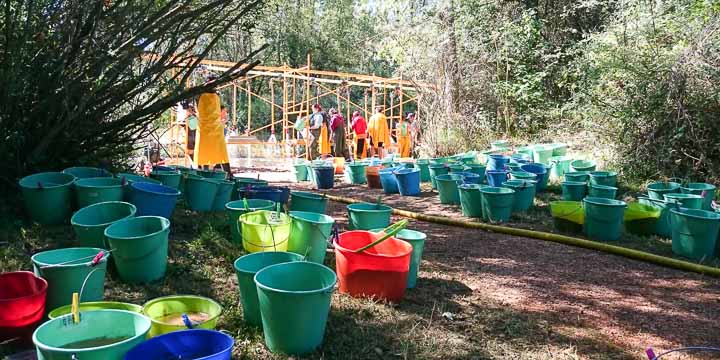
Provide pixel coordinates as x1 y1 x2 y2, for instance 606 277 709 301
326 194 720 278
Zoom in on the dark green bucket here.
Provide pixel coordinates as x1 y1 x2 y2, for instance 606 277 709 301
149 170 181 190
509 171 537 181
583 197 626 241
63 167 113 179
293 161 309 182
185 176 219 212
19 172 76 225
416 159 431 182
198 169 227 180
346 163 368 185
502 179 537 212
290 191 328 214
436 173 463 205
638 197 673 238
480 187 515 222
588 184 617 199
564 171 590 183
589 171 618 187
428 164 449 190
458 184 483 217
669 208 720 261
647 181 681 200
288 211 335 263
561 181 587 201
210 179 235 212
226 199 276 244
680 183 717 210
569 160 596 172
75 177 125 208
71 201 137 249
664 193 704 210
104 216 170 284
347 203 392 230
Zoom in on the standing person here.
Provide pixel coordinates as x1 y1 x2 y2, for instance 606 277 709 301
407 112 420 156
367 106 390 159
194 75 231 173
309 104 331 159
397 113 412 158
329 108 348 159
186 104 198 161
351 111 367 159
220 105 229 136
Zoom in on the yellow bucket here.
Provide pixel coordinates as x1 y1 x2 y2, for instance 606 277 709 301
142 295 222 337
239 210 291 253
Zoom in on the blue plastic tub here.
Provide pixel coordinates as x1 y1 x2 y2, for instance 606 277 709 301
487 155 511 171
124 329 233 360
520 163 550 192
312 166 335 189
486 170 508 187
239 189 284 204
379 167 399 194
395 168 421 196
128 182 181 219
454 172 481 184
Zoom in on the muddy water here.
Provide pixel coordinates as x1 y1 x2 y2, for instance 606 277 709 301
62 336 131 349
155 312 210 326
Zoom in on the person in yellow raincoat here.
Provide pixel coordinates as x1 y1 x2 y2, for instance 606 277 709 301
397 113 413 158
367 106 390 159
194 78 230 173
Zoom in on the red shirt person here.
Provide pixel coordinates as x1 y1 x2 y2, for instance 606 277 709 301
351 111 368 159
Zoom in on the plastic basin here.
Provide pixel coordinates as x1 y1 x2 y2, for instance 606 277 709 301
395 168 421 196
646 181 681 200
480 187 515 222
116 173 161 199
680 183 717 210
128 182 181 219
288 211 335 263
458 184 483 218
570 160 596 172
551 143 568 156
588 184 617 199
293 162 309 182
71 201 137 249
509 171 537 181
347 203 392 230
149 171 181 190
75 177 125 209
561 181 587 201
19 172 76 226
416 159 431 182
225 199 276 244
435 174 464 205
289 191 328 214
198 169 227 180
105 216 170 284
583 197 627 241
48 301 142 320
124 329 233 360
239 210 291 253
502 179 537 212
63 167 112 179
454 171 481 184
0 271 47 342
669 208 720 261
142 295 222 338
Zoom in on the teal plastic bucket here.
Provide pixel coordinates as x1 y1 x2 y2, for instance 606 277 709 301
75 177 125 209
33 309 151 360
550 143 568 156
448 164 466 173
480 187 515 222
19 172 76 225
491 140 510 151
638 197 673 237
63 167 112 179
466 164 486 178
589 171 618 187
416 159 431 182
254 262 336 355
506 163 523 172
458 184 483 217
211 179 234 212
288 211 335 263
588 184 617 199
198 169 227 180
516 146 533 158
347 203 392 230
564 171 590 183
226 199 276 244
680 183 717 210
664 193 704 210
233 252 304 327
185 176 219 212
549 156 573 179
532 145 554 164
509 171 537 181
289 191 328 214
371 228 427 289
502 179 536 212
104 216 170 284
71 201 137 249
570 160 596 172
149 171 181 190
669 208 720 261
561 181 587 201
436 173 463 205
647 181 681 200
583 197 627 241
346 163 368 184
31 247 110 312
428 164 449 190
293 161 309 182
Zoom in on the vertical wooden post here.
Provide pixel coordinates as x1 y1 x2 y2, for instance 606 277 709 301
270 79 275 138
306 54 311 160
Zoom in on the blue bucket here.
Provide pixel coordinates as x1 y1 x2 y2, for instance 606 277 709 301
486 170 508 187
124 329 233 360
487 155 511 171
312 166 334 189
128 182 181 219
379 167 399 194
239 189 284 204
454 172 481 184
394 168 421 196
520 163 550 192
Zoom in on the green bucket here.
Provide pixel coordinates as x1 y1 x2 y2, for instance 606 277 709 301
448 164 466 173
198 169 227 180
142 295 223 337
570 160 596 172
458 184 483 218
75 177 125 209
293 161 309 182
502 179 537 212
509 171 537 181
564 171 590 183
664 193 704 210
516 146 533 158
589 171 618 187
289 191 328 214
491 140 510 151
63 166 113 179
416 159 431 182
638 197 673 237
233 252 304 327
33 309 150 360
669 208 720 261
185 176 219 212
561 181 587 201
31 247 110 312
550 143 568 156
19 172 76 225
104 216 170 284
588 184 617 199
347 203 392 230
288 211 335 263
506 163 523 172
210 179 234 212
532 145 554 165
435 173 463 205
48 301 143 320
255 262 336 355
226 199 276 244
680 183 717 210
480 187 515 222
149 171 181 190
428 164 449 190
647 181 681 200
583 197 627 241
466 164 486 178
371 228 427 289
71 201 137 249
549 156 573 179
346 163 368 184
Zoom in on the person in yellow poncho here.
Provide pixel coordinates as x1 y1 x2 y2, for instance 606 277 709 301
194 78 230 173
397 113 412 158
367 106 390 159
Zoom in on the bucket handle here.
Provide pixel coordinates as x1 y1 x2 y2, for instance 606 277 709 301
353 220 408 253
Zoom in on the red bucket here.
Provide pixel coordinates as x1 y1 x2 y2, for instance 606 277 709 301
335 231 413 302
0 271 48 342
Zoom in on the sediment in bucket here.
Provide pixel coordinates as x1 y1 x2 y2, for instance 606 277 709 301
32 309 150 360
124 329 234 360
142 295 223 338
19 172 76 225
428 164 449 190
365 166 382 189
670 208 720 261
289 191 328 214
75 177 125 208
549 156 573 180
104 216 170 284
288 211 335 263
520 163 550 192
128 182 181 219
0 271 47 342
680 182 717 210
62 167 112 179
185 176 219 212
435 173 464 205
570 159 596 172
240 210 291 253
48 301 142 320
226 199 275 244
458 184 483 217
561 181 587 201
210 179 235 212
31 248 110 312
589 171 618 187
480 187 515 222
395 168 421 196
347 203 392 230
346 162 368 184
502 179 536 212
71 201 137 249
583 197 627 241
588 184 617 199
233 252 304 327
255 262 336 355
149 171 181 190
564 171 590 183
664 193 704 210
